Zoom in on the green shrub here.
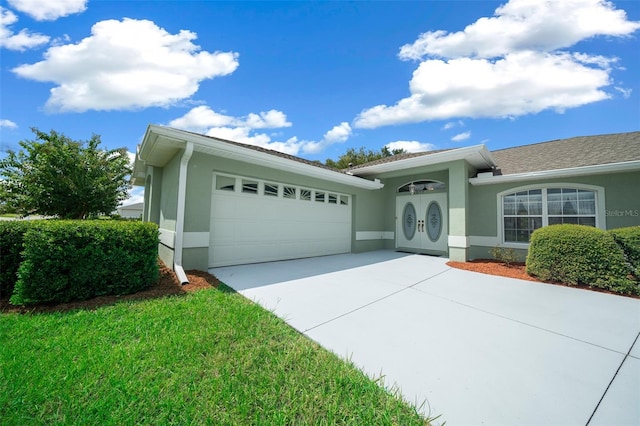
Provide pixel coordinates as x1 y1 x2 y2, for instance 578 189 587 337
0 220 45 298
609 226 640 277
490 246 521 266
10 220 159 305
526 224 637 295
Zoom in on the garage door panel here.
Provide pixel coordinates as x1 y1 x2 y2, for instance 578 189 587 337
210 174 351 267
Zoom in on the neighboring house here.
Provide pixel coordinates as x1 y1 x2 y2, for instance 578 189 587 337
132 125 640 282
116 202 144 219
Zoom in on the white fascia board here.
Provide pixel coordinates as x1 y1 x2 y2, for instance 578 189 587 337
469 160 640 186
141 125 384 190
351 144 496 176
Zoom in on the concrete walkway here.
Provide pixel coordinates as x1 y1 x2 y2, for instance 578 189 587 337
211 251 640 425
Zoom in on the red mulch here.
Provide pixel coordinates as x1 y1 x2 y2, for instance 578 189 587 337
446 259 639 299
0 261 222 314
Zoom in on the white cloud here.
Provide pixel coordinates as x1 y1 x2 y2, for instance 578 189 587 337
355 0 639 129
442 120 464 130
399 0 640 60
323 122 352 143
386 140 436 153
0 119 18 129
123 186 144 206
451 131 471 142
8 0 87 21
168 106 291 133
169 106 351 156
0 6 49 51
12 18 239 112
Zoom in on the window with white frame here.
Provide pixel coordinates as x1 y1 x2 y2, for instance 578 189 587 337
501 187 598 244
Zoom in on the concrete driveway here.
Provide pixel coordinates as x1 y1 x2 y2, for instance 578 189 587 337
211 251 640 425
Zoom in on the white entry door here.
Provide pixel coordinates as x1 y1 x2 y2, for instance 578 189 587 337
396 193 448 254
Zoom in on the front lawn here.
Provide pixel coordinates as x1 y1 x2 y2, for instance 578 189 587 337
1 282 430 424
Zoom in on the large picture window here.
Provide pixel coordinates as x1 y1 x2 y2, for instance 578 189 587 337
501 187 598 244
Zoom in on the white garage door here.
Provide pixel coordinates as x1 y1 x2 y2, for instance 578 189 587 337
209 173 352 267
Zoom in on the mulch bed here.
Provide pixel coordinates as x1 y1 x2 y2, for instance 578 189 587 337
447 259 639 299
0 262 222 314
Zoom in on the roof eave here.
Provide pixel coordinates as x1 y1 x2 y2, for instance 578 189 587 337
469 160 640 186
136 125 384 190
351 144 496 176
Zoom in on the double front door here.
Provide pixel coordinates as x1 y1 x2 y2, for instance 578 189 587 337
396 193 448 254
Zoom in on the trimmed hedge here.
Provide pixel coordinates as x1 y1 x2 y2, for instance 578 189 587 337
9 220 159 305
0 221 45 298
609 226 640 277
526 224 637 295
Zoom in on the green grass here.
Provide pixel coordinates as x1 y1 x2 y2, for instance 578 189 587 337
1 285 430 425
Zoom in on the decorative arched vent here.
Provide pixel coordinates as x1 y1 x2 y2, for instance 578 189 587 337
398 180 445 194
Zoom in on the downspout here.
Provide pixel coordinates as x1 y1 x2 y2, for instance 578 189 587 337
174 142 193 284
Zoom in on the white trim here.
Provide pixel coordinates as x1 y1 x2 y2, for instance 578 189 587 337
495 183 606 247
355 231 394 241
351 144 496 176
183 232 210 248
470 160 640 186
448 235 470 248
173 142 194 284
159 228 175 248
469 235 499 247
140 125 384 190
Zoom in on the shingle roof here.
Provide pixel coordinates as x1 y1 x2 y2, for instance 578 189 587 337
180 128 345 173
346 149 453 171
181 127 640 177
491 131 640 175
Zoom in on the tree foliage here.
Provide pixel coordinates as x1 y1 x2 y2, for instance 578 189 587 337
325 146 406 169
0 128 132 219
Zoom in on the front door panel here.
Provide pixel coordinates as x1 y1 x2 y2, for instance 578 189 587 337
396 193 448 254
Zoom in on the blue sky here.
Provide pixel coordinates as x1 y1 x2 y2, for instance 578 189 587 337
1 0 639 205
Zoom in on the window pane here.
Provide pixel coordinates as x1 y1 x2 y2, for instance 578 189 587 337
315 191 325 202
328 194 337 204
283 186 296 199
300 189 311 201
579 200 595 215
340 195 348 205
216 175 235 191
516 230 530 242
505 230 517 242
548 200 562 215
517 217 529 229
529 202 542 215
242 180 258 194
504 217 516 230
563 216 579 224
549 217 562 225
578 217 596 227
264 183 279 197
517 201 529 215
530 217 542 231
504 202 516 215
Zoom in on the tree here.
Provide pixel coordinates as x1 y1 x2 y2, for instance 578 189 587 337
0 128 132 219
325 146 406 169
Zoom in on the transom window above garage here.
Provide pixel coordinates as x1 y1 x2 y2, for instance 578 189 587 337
213 173 349 206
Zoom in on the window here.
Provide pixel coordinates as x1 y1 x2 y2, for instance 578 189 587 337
501 187 598 244
216 175 235 191
242 180 258 194
547 188 596 226
503 189 542 243
264 183 279 197
398 180 445 193
283 186 296 199
300 189 311 201
328 194 337 204
315 191 325 202
340 195 349 206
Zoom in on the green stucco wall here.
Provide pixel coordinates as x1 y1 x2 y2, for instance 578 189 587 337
467 170 640 259
159 153 181 232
